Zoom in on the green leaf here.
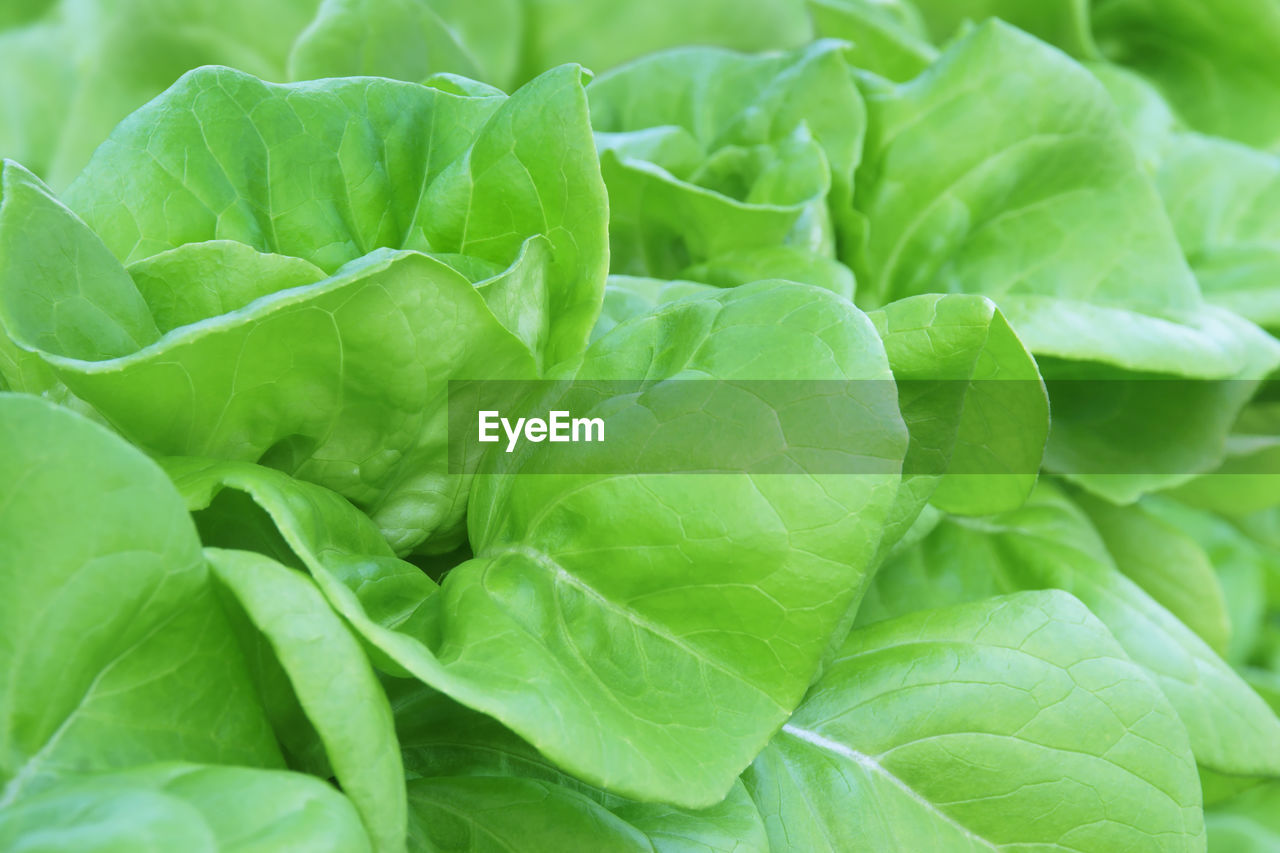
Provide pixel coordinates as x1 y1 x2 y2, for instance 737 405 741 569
1166 442 1280 517
456 282 905 804
407 777 650 853
681 246 856 299
391 684 769 853
518 0 812 84
1073 492 1232 656
807 0 937 82
1137 498 1276 666
1206 783 1280 851
163 457 438 626
1 62 609 552
127 241 326 334
0 162 158 361
1041 361 1277 505
0 1 58 29
592 276 717 342
594 260 856 346
868 293 1047 526
852 21 1276 380
0 394 281 807
588 40 862 278
1093 0 1280 151
865 482 1280 777
55 246 532 554
910 0 1098 58
165 282 908 808
1155 133 1280 329
745 591 1205 851
1233 509 1280 609
62 62 605 366
1088 62 1179 171
207 548 406 853
288 0 523 90
0 0 320 188
0 763 371 852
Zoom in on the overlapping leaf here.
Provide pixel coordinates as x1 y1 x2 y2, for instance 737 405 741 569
864 482 1280 778
162 281 909 808
0 395 281 807
0 63 607 554
746 591 1204 851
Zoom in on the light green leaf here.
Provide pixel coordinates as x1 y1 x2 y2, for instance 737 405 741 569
1073 492 1232 656
407 777 651 853
1244 667 1280 720
1138 498 1274 666
869 293 1047 526
594 255 857 344
127 241 326 334
588 40 862 278
457 282 905 804
0 162 158 361
0 2 57 28
518 0 812 84
681 246 856 299
852 21 1276 380
807 0 937 82
0 0 320 189
0 394 281 808
1206 783 1280 852
1041 359 1277 504
592 276 717 342
163 456 437 624
613 791 765 853
1088 62 1179 171
391 684 769 853
0 763 371 852
288 0 523 90
62 62 605 366
1166 438 1280 517
207 548 406 853
1 62 609 553
1093 0 1280 152
1155 133 1280 329
1233 508 1280 609
864 482 1280 777
912 0 1097 57
746 591 1204 852
165 282 907 807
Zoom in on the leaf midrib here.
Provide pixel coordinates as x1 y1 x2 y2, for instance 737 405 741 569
780 722 998 851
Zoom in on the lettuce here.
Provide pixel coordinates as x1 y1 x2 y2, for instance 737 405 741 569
3 3 1280 851
1 63 608 553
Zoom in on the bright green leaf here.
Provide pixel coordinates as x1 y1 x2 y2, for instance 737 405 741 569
746 590 1204 851
865 482 1280 777
207 547 407 853
0 394 281 807
0 763 370 852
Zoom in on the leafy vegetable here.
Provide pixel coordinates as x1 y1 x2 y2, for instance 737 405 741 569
587 40 862 284
0 0 321 188
207 548 406 852
747 591 1204 851
0 394 282 807
1093 0 1280 151
864 484 1280 779
1155 133 1280 329
0 61 608 553
1205 783 1280 851
0 763 371 852
161 279 911 808
4 1 1280 850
